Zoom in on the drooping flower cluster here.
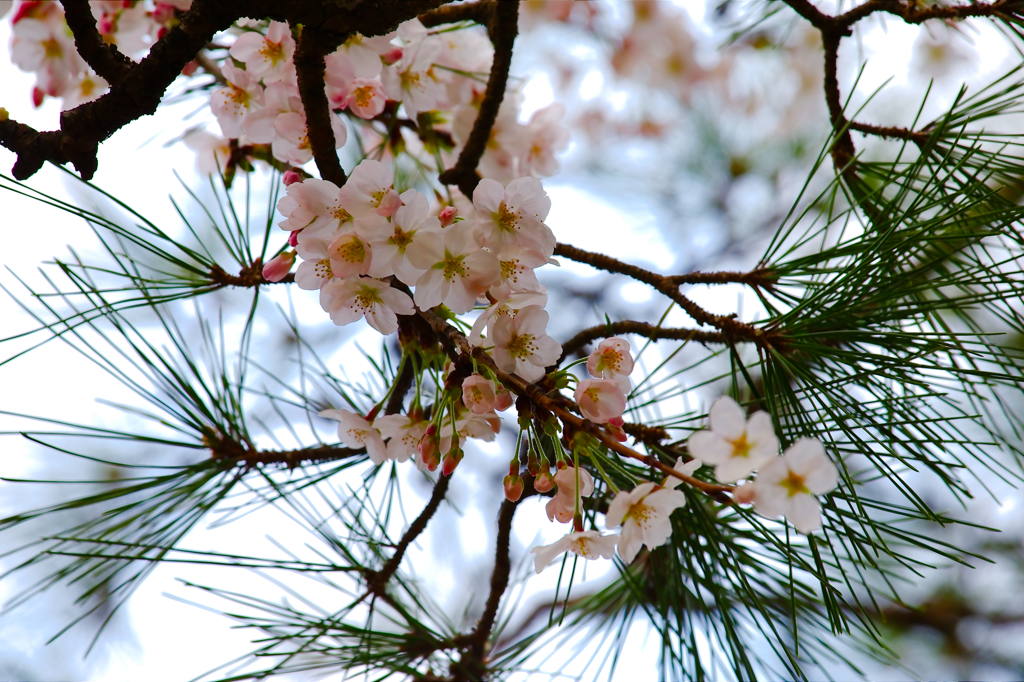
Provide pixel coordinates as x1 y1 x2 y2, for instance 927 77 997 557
575 337 634 424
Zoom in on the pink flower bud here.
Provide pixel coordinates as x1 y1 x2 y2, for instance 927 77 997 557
418 433 440 471
283 170 303 186
503 474 524 501
262 251 295 282
493 386 514 412
438 206 457 227
442 445 464 476
533 470 555 493
288 229 300 247
152 3 176 23
180 57 196 74
382 47 404 65
98 15 115 35
733 481 756 504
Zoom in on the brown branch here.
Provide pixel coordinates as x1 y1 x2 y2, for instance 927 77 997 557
438 0 519 197
294 27 348 187
667 267 778 287
61 0 134 86
366 473 451 596
415 307 734 500
419 0 495 28
552 243 770 346
210 440 364 468
838 0 1021 26
559 321 730 362
849 120 930 146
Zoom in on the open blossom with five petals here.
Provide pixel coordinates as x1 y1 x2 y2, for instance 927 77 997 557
462 373 497 414
488 305 561 383
319 277 414 335
337 159 402 220
574 378 626 424
319 408 387 464
606 458 700 563
364 189 441 285
210 61 264 138
546 466 595 523
753 438 838 534
328 230 373 280
409 224 500 314
374 414 428 463
531 531 619 574
469 289 547 347
278 178 358 236
588 337 634 379
229 20 296 85
687 396 779 483
471 177 555 259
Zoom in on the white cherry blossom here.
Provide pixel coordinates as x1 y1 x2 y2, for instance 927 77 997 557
337 160 402 220
687 396 779 483
462 373 497 414
574 378 626 424
211 61 264 138
374 414 428 463
606 459 700 563
328 230 373 280
319 408 387 464
753 438 838 534
471 177 555 259
546 466 594 523
364 189 441 285
319 277 414 335
488 305 561 383
531 531 619 574
409 224 500 314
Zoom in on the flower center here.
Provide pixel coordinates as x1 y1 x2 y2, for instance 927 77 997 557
332 205 353 223
729 433 751 458
354 86 375 109
370 188 389 208
501 259 520 283
598 348 621 373
313 258 333 279
400 70 421 90
494 201 520 233
259 39 285 65
389 227 414 251
506 333 537 360
43 38 62 59
333 235 366 264
781 470 810 497
440 251 467 280
353 284 384 313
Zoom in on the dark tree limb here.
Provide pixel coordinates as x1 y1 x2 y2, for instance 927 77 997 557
61 0 134 86
294 27 348 186
438 0 519 197
419 0 495 28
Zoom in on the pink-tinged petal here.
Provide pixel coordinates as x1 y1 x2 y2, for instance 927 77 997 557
378 286 415 316
605 490 633 528
617 524 644 564
529 335 562 367
714 457 758 484
545 494 574 524
515 305 549 336
754 456 787 486
709 396 746 440
686 431 732 465
787 494 824 534
531 537 570 573
413 269 446 311
516 361 545 383
444 278 480 315
406 231 444 269
366 305 399 335
229 32 263 61
366 432 389 464
746 411 778 447
753 480 787 519
473 178 505 214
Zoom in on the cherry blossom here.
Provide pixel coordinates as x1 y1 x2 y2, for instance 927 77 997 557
327 231 373 280
10 14 83 101
753 438 838 534
277 178 355 235
521 103 571 177
337 160 403 220
319 408 387 464
374 414 428 463
531 531 619 574
319 277 414 335
587 337 634 380
409 224 500 314
462 373 497 415
211 61 264 138
272 110 347 166
687 396 779 483
261 251 295 282
574 378 627 424
546 466 594 524
244 81 302 146
469 289 548 347
229 21 296 85
606 459 700 563
364 189 441 285
293 234 335 290
471 177 555 259
382 22 444 118
488 305 561 383
183 130 233 176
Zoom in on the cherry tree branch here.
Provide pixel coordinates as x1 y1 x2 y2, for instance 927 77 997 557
61 0 134 86
418 0 495 28
438 0 519 197
559 321 730 362
294 27 348 186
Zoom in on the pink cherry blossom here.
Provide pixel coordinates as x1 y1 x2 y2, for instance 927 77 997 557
319 277 414 335
469 289 548 347
462 373 497 414
546 466 594 524
293 234 336 290
374 414 428 463
344 78 387 119
229 21 296 85
183 130 233 176
522 102 570 177
319 408 387 464
381 24 444 118
530 531 618 574
409 224 500 314
488 305 561 383
574 378 627 425
471 177 555 259
587 337 634 379
328 231 373 280
337 160 402 220
687 396 779 483
211 61 264 138
10 15 84 100
364 189 441 285
277 178 355 234
272 111 347 166
244 81 302 144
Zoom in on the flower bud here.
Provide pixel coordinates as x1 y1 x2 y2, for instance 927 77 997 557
441 445 464 476
533 470 555 493
288 229 300 247
262 251 295 282
503 474 524 502
438 206 457 227
418 433 440 471
283 169 303 186
733 481 756 504
382 47 404 65
493 386 513 412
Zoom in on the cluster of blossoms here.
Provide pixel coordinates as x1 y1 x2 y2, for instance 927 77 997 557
7 0 192 109
530 394 839 573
